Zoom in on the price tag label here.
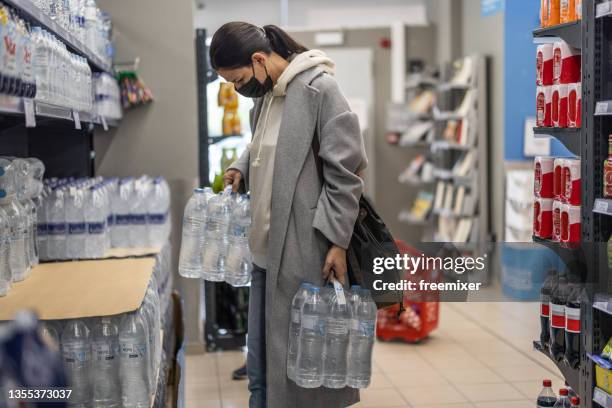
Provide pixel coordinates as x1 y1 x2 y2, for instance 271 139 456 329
101 115 109 131
332 279 346 305
594 388 608 407
23 99 36 128
595 199 609 214
596 102 609 115
598 2 611 17
73 110 82 130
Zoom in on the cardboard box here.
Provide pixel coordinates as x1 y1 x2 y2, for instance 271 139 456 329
0 258 156 320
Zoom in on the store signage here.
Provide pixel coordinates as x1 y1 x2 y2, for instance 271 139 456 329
481 0 504 17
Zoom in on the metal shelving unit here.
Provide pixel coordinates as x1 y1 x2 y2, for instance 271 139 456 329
533 127 581 156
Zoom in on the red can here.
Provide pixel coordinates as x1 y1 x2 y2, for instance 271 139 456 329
537 86 553 127
563 158 581 205
561 204 581 243
537 44 554 86
534 198 554 238
534 156 554 198
552 200 563 242
568 82 581 128
553 41 581 85
553 158 566 199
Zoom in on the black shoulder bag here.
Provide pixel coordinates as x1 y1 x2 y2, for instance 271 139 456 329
312 134 404 311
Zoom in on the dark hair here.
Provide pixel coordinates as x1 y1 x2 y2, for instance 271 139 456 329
210 22 308 70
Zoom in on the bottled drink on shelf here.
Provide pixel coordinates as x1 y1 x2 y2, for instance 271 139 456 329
201 187 234 282
146 177 171 247
0 206 11 296
550 273 569 360
287 282 312 382
178 188 210 278
65 183 86 259
564 274 582 369
605 134 612 198
295 287 327 388
537 379 557 408
346 289 377 389
322 284 351 389
225 194 251 286
540 269 555 346
61 319 92 406
553 389 571 408
570 396 579 408
91 317 120 408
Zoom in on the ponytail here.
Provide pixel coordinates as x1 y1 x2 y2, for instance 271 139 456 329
262 25 308 59
210 22 309 70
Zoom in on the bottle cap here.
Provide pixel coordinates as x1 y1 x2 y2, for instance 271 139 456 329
543 379 552 387
194 188 204 194
559 389 568 396
570 397 579 405
351 285 361 290
311 287 320 293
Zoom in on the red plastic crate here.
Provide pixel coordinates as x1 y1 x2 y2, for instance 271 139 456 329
376 240 440 343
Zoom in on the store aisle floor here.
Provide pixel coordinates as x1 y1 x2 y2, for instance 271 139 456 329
185 302 564 408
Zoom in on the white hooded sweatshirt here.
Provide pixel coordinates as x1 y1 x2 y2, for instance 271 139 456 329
249 50 335 269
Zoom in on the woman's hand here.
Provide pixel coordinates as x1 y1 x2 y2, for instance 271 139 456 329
223 169 243 192
323 245 348 285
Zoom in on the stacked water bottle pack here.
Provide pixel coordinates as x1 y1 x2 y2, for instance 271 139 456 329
38 175 171 261
0 157 45 297
30 0 113 67
38 258 167 407
94 72 122 120
179 186 252 287
287 283 377 389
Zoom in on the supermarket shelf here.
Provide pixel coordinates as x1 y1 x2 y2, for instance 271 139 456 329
437 82 471 92
533 21 581 49
433 110 465 122
432 168 475 186
532 236 583 267
433 208 474 218
0 95 117 128
398 175 435 186
593 293 612 316
596 101 612 116
594 198 612 216
594 387 612 408
431 140 473 152
398 211 432 225
597 1 612 18
3 0 111 72
533 340 580 392
533 127 581 156
398 140 431 148
209 134 243 145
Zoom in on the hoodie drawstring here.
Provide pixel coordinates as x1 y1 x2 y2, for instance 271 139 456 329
251 95 275 168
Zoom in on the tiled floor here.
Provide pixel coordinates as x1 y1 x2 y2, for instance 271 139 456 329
185 301 565 407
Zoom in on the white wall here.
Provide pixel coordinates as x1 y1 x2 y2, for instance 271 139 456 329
194 0 429 32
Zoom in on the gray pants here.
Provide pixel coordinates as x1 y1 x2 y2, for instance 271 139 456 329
247 264 266 408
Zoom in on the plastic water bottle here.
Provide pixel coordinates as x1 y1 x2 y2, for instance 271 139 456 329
201 187 233 281
2 196 28 283
130 178 150 247
347 289 377 389
112 178 133 248
295 287 328 388
84 186 107 259
119 313 150 408
178 188 209 278
287 283 312 381
61 319 92 407
143 282 161 384
40 320 61 346
65 185 86 259
537 379 557 408
323 285 351 388
33 192 48 261
553 389 571 408
146 177 171 247
92 317 120 408
46 186 67 260
225 195 251 286
0 206 11 296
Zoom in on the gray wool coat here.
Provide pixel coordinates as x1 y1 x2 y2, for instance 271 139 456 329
229 66 367 408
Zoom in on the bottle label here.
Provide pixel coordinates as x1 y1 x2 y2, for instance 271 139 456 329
291 309 300 324
605 169 612 196
565 306 581 333
107 214 114 226
301 315 319 331
88 222 105 235
147 212 167 225
541 300 550 317
37 223 48 237
351 319 376 337
131 214 147 225
120 342 146 359
537 92 546 124
550 303 566 328
47 223 66 236
326 318 349 335
553 48 562 82
93 343 116 362
68 222 86 235
63 346 90 367
115 214 130 226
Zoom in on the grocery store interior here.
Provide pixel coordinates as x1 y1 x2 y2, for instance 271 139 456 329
0 0 611 407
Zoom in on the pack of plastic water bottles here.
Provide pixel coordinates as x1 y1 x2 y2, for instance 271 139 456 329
178 186 252 287
38 175 171 261
33 248 172 408
0 157 45 297
287 283 377 389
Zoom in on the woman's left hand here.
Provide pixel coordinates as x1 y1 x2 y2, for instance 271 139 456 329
323 245 347 285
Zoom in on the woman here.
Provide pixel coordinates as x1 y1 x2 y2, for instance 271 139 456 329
210 22 367 408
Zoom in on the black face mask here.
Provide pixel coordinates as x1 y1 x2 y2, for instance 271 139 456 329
236 63 273 98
